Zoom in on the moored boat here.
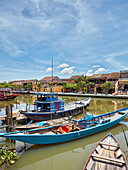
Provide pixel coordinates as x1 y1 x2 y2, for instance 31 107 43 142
0 89 20 101
1 107 128 144
21 92 91 121
83 133 128 170
15 117 71 130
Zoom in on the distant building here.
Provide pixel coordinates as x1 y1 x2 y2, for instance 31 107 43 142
70 75 82 84
118 70 128 93
40 76 62 92
89 72 120 94
61 79 70 83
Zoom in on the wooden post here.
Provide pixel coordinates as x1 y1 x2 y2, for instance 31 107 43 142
16 98 18 109
26 104 28 111
51 112 52 120
10 117 16 143
121 124 128 147
6 106 10 133
10 104 13 131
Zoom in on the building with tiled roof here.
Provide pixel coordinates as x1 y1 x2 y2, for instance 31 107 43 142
108 72 120 80
70 75 82 80
91 73 110 79
40 76 60 83
69 75 82 84
61 79 70 83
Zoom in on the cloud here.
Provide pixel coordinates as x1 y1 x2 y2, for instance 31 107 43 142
86 69 93 76
93 65 100 68
60 67 75 74
58 63 69 68
103 51 128 70
32 57 50 65
94 68 109 74
46 67 53 72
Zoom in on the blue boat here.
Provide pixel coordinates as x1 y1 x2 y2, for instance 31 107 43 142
21 92 91 121
1 107 127 145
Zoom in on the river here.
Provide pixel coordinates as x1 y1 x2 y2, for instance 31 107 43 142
0 94 128 169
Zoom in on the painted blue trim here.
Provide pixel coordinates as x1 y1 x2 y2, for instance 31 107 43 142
2 108 128 144
35 93 58 96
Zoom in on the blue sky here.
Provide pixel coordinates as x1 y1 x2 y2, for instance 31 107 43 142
0 0 128 82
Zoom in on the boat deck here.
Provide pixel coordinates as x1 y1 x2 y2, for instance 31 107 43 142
91 148 123 170
87 134 127 170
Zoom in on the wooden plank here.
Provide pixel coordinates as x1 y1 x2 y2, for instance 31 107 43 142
92 154 125 164
100 142 119 148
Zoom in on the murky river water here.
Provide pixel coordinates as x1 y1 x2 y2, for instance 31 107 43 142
0 94 128 170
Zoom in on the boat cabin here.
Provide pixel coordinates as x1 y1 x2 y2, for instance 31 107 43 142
34 93 65 112
0 89 11 97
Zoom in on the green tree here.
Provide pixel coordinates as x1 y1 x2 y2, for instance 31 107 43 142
12 84 17 91
27 83 32 91
102 82 113 94
18 84 23 91
86 82 95 93
48 82 52 92
37 83 41 91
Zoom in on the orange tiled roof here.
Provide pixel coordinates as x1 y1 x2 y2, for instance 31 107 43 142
23 79 38 83
61 79 70 83
41 76 56 81
108 72 120 79
92 73 110 79
70 75 82 80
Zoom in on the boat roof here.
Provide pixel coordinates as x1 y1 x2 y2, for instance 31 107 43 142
0 90 11 92
35 92 58 96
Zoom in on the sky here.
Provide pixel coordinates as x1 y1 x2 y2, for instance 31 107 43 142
0 0 128 82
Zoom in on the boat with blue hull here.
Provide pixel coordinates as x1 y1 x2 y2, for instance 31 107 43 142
0 107 127 144
21 92 91 121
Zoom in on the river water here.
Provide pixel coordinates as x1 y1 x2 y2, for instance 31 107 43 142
0 94 128 170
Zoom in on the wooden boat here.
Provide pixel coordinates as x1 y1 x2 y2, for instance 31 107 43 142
21 92 91 121
0 107 127 144
0 89 20 101
15 117 72 130
84 133 128 170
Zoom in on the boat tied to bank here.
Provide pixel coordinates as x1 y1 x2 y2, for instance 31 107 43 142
20 92 91 121
0 89 20 101
84 133 128 170
0 107 127 145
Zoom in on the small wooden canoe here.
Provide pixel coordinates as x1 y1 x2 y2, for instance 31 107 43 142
84 133 128 170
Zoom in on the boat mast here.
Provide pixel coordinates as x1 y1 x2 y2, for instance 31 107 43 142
52 57 53 92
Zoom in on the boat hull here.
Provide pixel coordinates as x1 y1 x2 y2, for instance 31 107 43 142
21 98 91 121
4 108 128 144
0 94 19 101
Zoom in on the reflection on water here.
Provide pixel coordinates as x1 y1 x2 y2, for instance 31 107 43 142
0 95 127 170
